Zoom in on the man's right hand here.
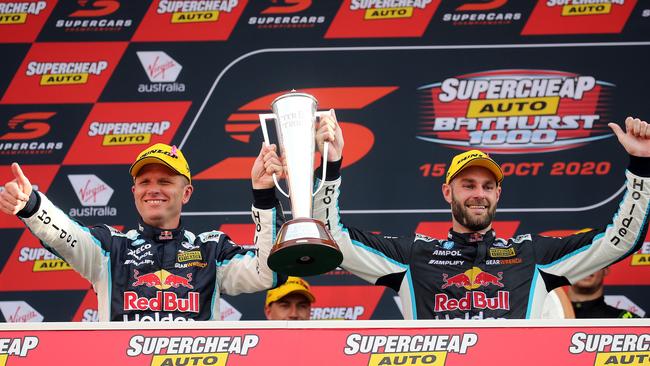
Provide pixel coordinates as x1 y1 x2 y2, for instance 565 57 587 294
316 109 344 162
0 163 32 215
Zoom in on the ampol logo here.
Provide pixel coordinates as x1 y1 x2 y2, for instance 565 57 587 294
136 51 182 83
417 69 614 154
0 301 43 322
68 174 114 206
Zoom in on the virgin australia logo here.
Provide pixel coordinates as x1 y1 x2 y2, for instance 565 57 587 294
67 174 117 217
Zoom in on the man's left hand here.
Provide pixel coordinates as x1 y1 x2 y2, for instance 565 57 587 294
609 117 650 157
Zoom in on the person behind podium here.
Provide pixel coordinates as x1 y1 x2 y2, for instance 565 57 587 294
265 276 315 320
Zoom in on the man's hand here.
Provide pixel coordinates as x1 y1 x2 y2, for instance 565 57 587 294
252 143 284 189
316 109 344 162
0 163 33 215
609 117 650 157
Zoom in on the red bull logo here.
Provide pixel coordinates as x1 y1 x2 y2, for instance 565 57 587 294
132 269 194 290
441 267 504 290
123 291 199 313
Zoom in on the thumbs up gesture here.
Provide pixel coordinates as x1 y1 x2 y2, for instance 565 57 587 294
608 117 650 158
0 163 33 215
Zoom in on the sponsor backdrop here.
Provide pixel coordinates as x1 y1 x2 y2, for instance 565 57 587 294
0 0 649 323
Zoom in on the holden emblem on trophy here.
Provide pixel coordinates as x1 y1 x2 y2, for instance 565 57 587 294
258 91 343 276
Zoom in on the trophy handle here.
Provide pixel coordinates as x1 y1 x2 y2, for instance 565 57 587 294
313 111 329 196
259 113 290 198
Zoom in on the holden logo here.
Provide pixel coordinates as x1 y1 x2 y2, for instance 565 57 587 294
136 51 182 83
68 174 114 206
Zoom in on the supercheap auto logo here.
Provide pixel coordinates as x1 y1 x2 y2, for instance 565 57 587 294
26 60 108 86
1 42 126 104
63 101 189 165
126 335 259 366
0 337 38 366
132 0 247 41
522 0 636 35
569 333 650 366
417 69 614 154
325 0 441 38
0 1 46 24
343 333 478 366
17 247 71 272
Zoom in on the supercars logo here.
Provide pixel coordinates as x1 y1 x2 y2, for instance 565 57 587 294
70 0 120 17
0 112 65 156
442 0 522 26
193 86 397 180
325 0 441 38
249 0 326 29
522 0 636 35
157 0 239 23
55 0 133 32
417 69 614 154
1 112 52 140
262 0 311 14
0 1 46 24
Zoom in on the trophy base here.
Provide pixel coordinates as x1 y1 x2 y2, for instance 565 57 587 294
268 218 343 277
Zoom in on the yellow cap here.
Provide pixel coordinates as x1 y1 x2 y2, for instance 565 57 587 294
129 143 191 183
446 149 503 184
265 276 315 306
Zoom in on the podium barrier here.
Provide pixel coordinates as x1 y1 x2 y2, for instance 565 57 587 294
0 319 648 366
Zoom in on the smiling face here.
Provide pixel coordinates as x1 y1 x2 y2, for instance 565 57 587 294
442 166 501 233
132 164 193 229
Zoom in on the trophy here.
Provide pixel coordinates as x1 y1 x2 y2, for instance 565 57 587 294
258 91 343 276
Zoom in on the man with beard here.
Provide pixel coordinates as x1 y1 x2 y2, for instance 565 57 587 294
309 114 650 319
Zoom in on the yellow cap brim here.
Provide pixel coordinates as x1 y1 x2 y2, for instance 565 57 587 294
447 157 503 184
266 285 315 306
130 156 191 183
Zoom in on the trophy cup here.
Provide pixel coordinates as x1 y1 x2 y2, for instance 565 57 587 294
258 91 343 276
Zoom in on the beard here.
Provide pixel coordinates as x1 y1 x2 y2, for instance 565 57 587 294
451 196 497 232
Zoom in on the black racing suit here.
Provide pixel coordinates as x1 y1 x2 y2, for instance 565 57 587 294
573 296 643 318
18 188 283 321
313 157 650 319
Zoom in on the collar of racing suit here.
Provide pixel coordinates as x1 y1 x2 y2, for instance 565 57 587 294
136 219 184 243
447 229 497 245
